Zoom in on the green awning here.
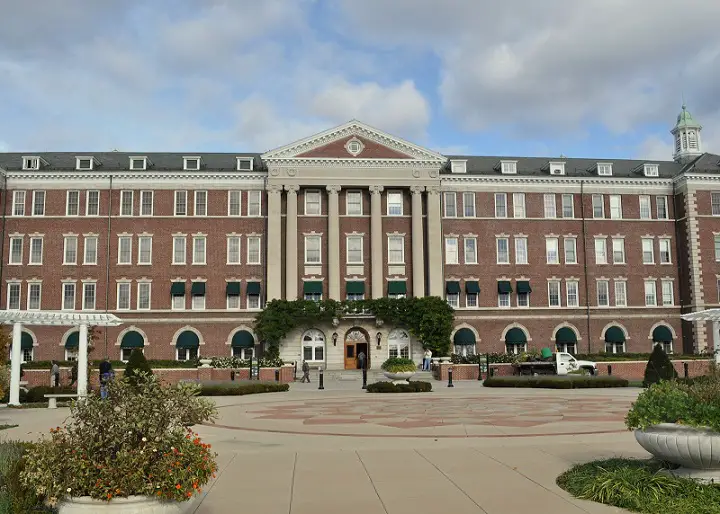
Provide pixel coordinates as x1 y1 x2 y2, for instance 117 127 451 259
346 281 365 295
497 281 513 294
121 331 145 348
387 281 407 295
505 328 526 344
516 281 532 294
246 282 261 295
304 281 323 294
446 281 461 294
231 330 254 348
191 282 206 295
465 281 480 294
453 328 476 346
226 282 241 296
65 332 79 349
176 331 200 349
605 326 625 343
555 327 577 343
170 282 185 295
652 325 673 343
21 333 33 350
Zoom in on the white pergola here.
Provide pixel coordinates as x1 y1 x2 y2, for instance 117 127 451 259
0 311 123 405
680 310 720 364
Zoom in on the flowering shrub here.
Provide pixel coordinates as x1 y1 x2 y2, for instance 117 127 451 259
210 356 250 368
20 373 218 505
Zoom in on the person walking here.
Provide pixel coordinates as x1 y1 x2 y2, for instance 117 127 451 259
99 359 114 399
50 361 60 388
357 351 366 370
423 349 432 371
301 360 311 383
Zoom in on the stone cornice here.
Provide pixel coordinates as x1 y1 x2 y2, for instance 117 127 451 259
266 158 442 168
442 175 673 187
4 171 267 182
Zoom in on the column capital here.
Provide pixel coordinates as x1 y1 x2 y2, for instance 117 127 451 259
369 185 385 195
284 185 299 194
410 185 425 195
426 185 441 195
267 184 283 193
326 185 342 195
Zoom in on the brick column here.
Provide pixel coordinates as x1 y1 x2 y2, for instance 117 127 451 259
327 185 341 300
370 185 384 299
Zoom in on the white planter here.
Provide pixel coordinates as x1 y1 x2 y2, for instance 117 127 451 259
383 371 415 384
439 357 451 363
198 359 213 368
634 423 720 483
59 495 197 514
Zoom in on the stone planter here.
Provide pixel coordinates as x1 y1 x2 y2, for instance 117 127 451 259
198 359 213 368
59 495 197 513
634 423 720 483
439 357 451 364
383 371 415 384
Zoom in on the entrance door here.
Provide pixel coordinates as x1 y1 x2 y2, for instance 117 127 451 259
344 342 356 370
356 342 369 369
344 328 370 370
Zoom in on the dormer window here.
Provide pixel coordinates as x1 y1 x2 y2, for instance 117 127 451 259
129 156 148 170
183 157 201 171
450 160 467 174
22 156 42 171
500 161 517 174
76 156 95 170
548 162 565 176
236 157 254 171
643 164 659 177
597 163 613 176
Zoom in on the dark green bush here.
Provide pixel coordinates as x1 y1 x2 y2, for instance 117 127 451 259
13 386 76 404
483 376 629 389
198 382 289 396
366 381 432 393
643 345 678 387
123 350 153 386
0 441 51 513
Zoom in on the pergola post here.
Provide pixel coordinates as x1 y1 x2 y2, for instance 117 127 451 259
9 322 22 406
77 323 89 399
714 321 720 365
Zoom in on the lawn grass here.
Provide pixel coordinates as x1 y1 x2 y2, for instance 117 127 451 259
557 458 720 514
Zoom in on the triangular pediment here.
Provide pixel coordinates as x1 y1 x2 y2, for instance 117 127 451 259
261 120 446 163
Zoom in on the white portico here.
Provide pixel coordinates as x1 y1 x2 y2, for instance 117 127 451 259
0 311 122 405
680 310 720 364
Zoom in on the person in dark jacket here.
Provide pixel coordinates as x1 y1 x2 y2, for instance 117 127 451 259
301 360 310 383
99 360 114 399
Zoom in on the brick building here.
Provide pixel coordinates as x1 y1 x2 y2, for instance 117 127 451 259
1 106 719 370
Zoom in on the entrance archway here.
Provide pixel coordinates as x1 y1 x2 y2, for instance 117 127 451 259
344 328 370 370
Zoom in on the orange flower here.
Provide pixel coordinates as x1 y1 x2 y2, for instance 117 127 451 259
186 492 193 498
107 493 113 500
175 484 182 490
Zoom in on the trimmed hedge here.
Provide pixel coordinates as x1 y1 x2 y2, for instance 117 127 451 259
198 382 289 396
1 386 76 404
366 381 432 393
483 376 629 389
21 359 198 370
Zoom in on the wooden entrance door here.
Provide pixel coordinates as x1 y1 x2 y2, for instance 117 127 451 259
344 329 369 370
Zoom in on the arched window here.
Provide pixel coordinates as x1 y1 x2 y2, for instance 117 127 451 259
604 326 626 354
175 330 200 361
388 329 410 359
555 327 578 354
453 328 476 357
120 331 145 362
652 325 673 354
302 329 325 362
231 330 255 360
65 331 79 361
8 332 35 363
504 328 527 354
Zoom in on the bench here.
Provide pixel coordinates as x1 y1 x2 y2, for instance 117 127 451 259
19 381 28 393
44 393 78 409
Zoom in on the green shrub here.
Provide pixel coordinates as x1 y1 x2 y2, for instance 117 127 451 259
643 345 678 387
380 358 417 373
483 376 629 389
24 386 76 404
123 349 153 386
0 441 50 513
366 381 432 393
198 383 289 396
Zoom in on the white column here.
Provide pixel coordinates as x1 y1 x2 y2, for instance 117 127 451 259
285 185 299 300
714 321 720 365
327 185 341 301
370 186 384 299
77 323 89 399
9 322 22 406
266 184 283 301
426 186 443 297
410 186 426 297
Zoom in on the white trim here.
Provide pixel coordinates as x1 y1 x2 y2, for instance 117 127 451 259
119 190 134 216
137 235 153 265
0 310 121 326
136 282 152 310
551 322 582 341
129 156 148 171
387 234 405 265
246 235 262 265
500 323 532 342
86 190 100 216
174 190 188 216
139 190 154 216
75 156 95 171
346 234 364 265
304 234 322 264
236 157 254 171
228 190 242 217
171 325 205 346
183 156 201 171
31 190 45 216
194 190 208 216
65 190 80 216
386 190 404 216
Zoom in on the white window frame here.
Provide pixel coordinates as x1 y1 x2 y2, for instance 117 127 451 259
137 235 153 265
546 237 559 264
28 236 43 265
194 190 208 216
171 290 185 311
596 280 610 307
609 195 622 219
346 235 363 264
659 238 672 264
445 237 459 264
656 196 669 219
22 156 40 171
443 192 457 218
446 293 460 309
495 193 508 218
247 294 261 310
594 238 607 265
564 237 577 264
387 191 403 216
612 238 625 264
500 161 517 174
642 238 655 264
515 237 528 265
137 282 151 310
498 292 511 308
8 237 23 265
75 157 94 170
305 190 322 216
62 282 76 311
236 157 253 171
463 192 476 217
592 195 604 218
712 193 720 216
227 236 242 265
466 293 478 308
661 280 674 306
597 163 613 176
172 236 187 265
247 236 262 265
27 282 42 310
512 193 525 218
644 280 657 306
32 191 45 216
66 190 80 216
183 157 200 171
639 195 652 220
129 156 147 170
64 236 79 265
226 293 240 310
304 235 322 264
561 194 574 218
174 191 188 216
496 237 510 264
192 236 207 265
388 235 405 264
82 282 97 310
548 281 561 307
192 293 206 311
614 280 627 307
119 190 133 216
543 194 557 218
643 164 659 177
140 190 154 216
228 191 242 216
117 236 132 265
566 281 579 307
86 190 100 216
517 291 529 308
12 191 25 216
248 191 262 217
464 237 478 264
116 282 131 311
6 282 21 310
346 191 362 215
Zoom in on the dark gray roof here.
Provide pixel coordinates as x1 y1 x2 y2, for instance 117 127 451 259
686 153 720 173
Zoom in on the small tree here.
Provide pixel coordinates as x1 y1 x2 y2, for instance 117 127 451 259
124 349 153 386
643 344 678 387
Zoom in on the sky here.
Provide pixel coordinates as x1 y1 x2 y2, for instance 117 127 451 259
1 0 719 160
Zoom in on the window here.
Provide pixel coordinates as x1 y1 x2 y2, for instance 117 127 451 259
137 236 152 265
83 282 96 310
237 157 253 170
656 196 668 219
346 191 362 215
129 157 146 170
7 283 20 310
609 195 622 219
597 280 609 307
606 341 626 354
193 191 207 216
27 283 41 310
174 191 187 216
227 236 241 264
76 157 93 170
8 237 23 265
12 191 25 216
614 280 627 307
29 237 43 265
388 236 404 264
517 290 529 308
232 346 253 360
248 191 262 216
137 282 151 310
715 236 720 261
644 280 657 306
173 236 186 265
302 330 325 361
227 292 240 310
566 281 579 307
466 292 478 308
659 238 672 264
23 156 40 170
247 294 261 310
561 194 574 218
305 190 321 215
32 191 45 216
495 193 508 218
712 193 720 216
305 235 322 264
120 190 133 216
387 192 403 216
542 238 557 264
543 194 557 218
139 191 153 216
564 237 577 264
192 292 205 311
443 192 457 217
62 283 76 310
464 237 478 264
512 193 525 218
446 293 459 309
117 283 131 310
193 236 206 265
171 288 185 311
463 192 476 217
118 236 132 265
501 161 517 174
496 237 509 264
548 281 561 307
228 191 242 216
515 237 528 264
643 164 659 177
639 196 651 219
121 347 143 362
176 346 198 362
346 235 363 264
642 238 655 264
498 291 510 308
86 190 100 216
594 238 607 264
183 157 200 170
64 236 78 265
66 191 80 216
445 237 459 264
612 238 625 264
247 236 261 264
592 195 604 218
597 163 613 176
661 280 674 306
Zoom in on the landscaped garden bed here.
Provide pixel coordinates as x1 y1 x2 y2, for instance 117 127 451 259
366 381 432 393
482 375 628 388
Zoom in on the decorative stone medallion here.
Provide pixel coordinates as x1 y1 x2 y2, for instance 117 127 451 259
345 138 365 156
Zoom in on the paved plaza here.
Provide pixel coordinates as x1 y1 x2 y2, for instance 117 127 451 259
0 381 645 513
